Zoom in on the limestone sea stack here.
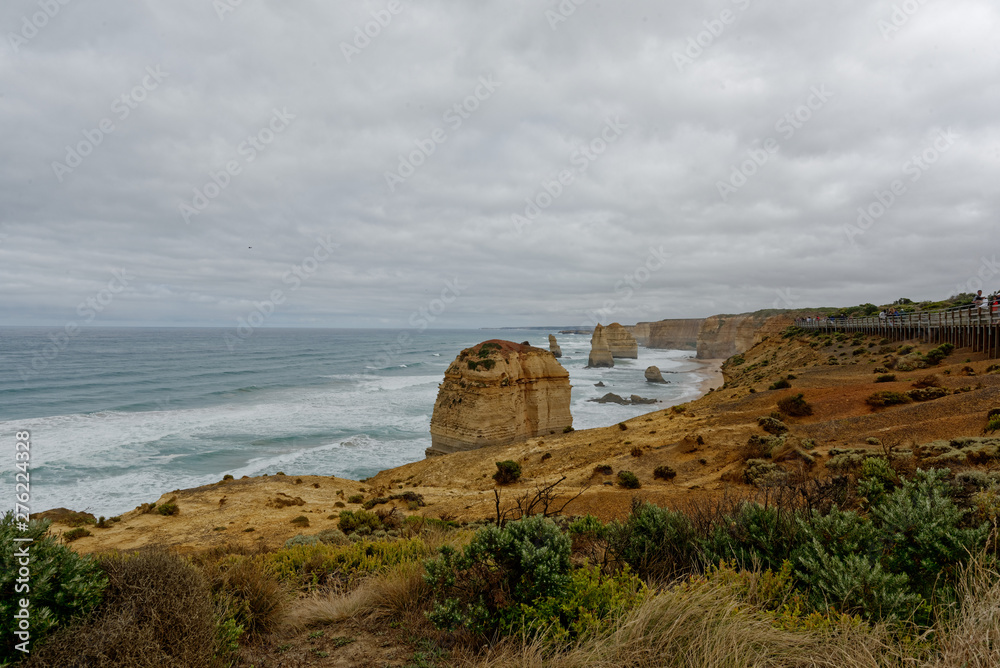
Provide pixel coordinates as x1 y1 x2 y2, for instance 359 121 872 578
605 323 638 358
645 366 667 383
587 324 614 368
427 340 572 456
548 334 562 358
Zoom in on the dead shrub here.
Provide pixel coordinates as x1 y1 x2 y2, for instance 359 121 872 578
267 493 305 509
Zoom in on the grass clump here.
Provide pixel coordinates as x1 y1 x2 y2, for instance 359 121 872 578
875 374 897 383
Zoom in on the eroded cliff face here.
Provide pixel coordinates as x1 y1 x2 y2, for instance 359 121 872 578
696 314 794 358
630 319 705 350
605 322 638 358
428 340 572 456
587 324 614 368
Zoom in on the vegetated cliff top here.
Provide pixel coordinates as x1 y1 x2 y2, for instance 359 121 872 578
64 326 1000 555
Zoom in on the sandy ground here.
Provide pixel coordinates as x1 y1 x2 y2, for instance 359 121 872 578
693 358 725 394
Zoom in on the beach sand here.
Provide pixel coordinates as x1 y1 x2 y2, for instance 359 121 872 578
693 357 725 395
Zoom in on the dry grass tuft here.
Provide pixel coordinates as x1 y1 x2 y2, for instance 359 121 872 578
285 560 430 630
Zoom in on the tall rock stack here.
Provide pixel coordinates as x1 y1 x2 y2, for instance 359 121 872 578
548 334 562 358
427 340 573 456
605 323 638 358
587 325 615 368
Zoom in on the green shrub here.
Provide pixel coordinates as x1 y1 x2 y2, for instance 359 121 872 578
703 503 802 573
0 513 107 662
514 565 646 642
616 471 641 489
793 507 916 621
871 469 987 603
337 509 382 534
362 497 389 510
653 465 676 480
493 460 522 485
987 414 1000 433
907 386 949 402
346 494 364 504
776 393 813 417
424 515 571 635
875 374 896 383
768 378 792 390
606 502 699 580
757 416 789 435
922 343 955 366
62 526 92 542
865 391 913 408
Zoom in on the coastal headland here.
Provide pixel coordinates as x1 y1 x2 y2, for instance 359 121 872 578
57 315 1000 555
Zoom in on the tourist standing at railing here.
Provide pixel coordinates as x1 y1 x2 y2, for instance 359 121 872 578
973 290 985 312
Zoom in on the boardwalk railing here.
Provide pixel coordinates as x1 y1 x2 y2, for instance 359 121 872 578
795 304 1000 358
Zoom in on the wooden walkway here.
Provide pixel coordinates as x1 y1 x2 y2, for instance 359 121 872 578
796 306 1000 359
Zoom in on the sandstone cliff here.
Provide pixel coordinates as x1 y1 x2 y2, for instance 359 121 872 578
427 340 572 456
696 313 795 359
548 334 562 358
587 324 614 368
605 322 638 358
630 318 705 349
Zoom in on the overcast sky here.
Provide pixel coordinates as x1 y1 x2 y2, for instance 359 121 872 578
2 0 998 330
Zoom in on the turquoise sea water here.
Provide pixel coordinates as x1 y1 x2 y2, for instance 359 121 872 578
0 327 708 517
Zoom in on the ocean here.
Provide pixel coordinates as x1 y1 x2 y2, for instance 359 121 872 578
0 327 708 518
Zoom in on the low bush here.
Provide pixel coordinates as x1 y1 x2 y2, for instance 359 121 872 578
338 509 382 535
875 374 896 383
757 416 789 435
653 465 676 480
25 549 220 668
912 374 942 388
268 537 429 588
865 391 913 409
907 387 950 402
617 471 641 489
606 501 699 581
347 494 364 504
923 343 955 366
493 460 522 485
424 515 571 636
769 378 791 390
207 556 288 641
703 503 801 574
777 393 813 417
